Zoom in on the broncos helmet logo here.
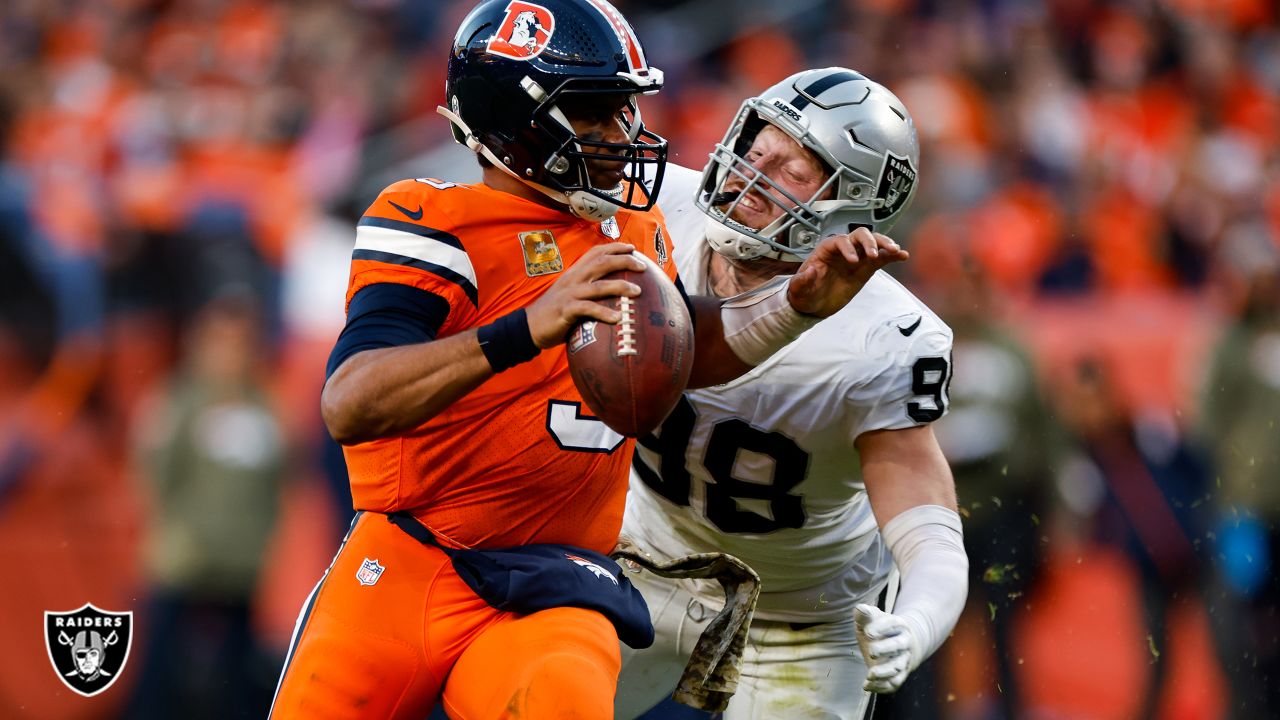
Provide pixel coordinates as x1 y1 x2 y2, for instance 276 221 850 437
487 1 556 60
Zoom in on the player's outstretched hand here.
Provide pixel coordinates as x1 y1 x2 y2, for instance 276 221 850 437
526 242 645 348
787 228 908 318
853 603 915 694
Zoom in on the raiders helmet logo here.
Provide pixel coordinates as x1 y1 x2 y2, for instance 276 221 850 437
486 1 556 60
45 604 133 697
873 151 918 222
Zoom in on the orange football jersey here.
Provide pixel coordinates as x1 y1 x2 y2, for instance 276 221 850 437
340 179 677 553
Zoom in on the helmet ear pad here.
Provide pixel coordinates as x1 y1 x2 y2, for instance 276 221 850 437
446 70 546 180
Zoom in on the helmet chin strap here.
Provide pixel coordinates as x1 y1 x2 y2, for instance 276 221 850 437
437 105 621 223
704 216 766 260
703 213 805 263
565 187 622 222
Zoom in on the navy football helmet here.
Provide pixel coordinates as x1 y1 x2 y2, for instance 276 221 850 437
440 0 668 221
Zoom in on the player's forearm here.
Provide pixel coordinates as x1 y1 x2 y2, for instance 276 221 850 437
688 276 830 387
321 331 494 445
883 505 968 666
686 294 753 388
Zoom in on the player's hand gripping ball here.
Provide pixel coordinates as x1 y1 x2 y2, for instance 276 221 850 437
567 254 693 437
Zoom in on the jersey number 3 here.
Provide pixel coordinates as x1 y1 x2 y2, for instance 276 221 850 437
635 396 809 534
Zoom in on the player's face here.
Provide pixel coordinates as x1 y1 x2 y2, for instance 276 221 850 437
559 93 634 192
718 124 828 230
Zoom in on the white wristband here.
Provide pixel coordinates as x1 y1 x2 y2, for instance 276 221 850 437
881 504 968 670
719 276 820 365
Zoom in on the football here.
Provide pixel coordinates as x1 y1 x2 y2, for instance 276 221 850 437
566 254 694 438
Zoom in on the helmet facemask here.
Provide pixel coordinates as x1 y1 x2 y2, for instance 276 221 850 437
697 101 885 261
529 80 667 219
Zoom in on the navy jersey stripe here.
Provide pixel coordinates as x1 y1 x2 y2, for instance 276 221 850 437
352 249 479 307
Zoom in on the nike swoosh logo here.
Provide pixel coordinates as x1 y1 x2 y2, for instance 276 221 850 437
898 316 922 336
388 200 423 221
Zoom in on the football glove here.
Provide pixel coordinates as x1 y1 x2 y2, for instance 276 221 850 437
854 603 916 694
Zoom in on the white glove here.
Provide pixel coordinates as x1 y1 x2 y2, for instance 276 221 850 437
853 603 915 693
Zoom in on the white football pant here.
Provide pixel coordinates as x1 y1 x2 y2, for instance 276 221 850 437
616 569 884 720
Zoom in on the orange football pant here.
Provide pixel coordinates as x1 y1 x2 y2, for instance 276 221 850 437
270 512 621 720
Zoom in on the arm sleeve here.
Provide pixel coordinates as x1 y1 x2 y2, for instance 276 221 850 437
882 504 969 670
325 283 450 380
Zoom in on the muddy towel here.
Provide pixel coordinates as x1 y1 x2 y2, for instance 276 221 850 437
612 537 761 713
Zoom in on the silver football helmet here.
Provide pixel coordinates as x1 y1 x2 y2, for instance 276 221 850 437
697 67 920 261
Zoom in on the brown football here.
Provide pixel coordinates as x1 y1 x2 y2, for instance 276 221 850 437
566 254 694 438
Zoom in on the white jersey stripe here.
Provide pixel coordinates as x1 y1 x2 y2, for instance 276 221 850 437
355 224 478 288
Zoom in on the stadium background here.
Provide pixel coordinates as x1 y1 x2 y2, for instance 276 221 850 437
0 0 1276 717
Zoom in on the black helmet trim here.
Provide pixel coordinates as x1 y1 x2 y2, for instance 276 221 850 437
695 99 874 260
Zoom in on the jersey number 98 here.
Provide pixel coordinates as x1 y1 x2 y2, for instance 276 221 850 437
634 396 809 534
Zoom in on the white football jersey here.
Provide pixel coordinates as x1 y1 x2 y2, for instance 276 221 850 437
626 164 954 621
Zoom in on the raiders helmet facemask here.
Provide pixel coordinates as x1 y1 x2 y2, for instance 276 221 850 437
698 67 920 261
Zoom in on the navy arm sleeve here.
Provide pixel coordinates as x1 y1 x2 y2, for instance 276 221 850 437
325 283 451 380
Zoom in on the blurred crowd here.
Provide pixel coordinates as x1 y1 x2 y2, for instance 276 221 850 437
0 0 1276 718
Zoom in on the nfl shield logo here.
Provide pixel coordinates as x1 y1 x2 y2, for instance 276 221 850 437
45 603 133 697
600 216 620 238
568 321 597 354
356 558 385 586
